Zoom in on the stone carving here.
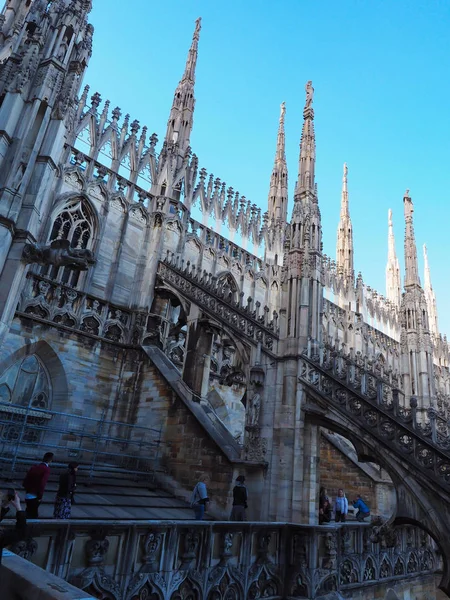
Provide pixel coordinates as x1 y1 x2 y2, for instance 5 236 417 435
71 530 121 600
23 240 95 271
244 428 267 462
322 532 337 569
305 80 314 109
142 530 163 571
340 559 358 584
85 530 109 566
220 532 234 563
246 392 261 427
179 528 200 568
10 537 38 560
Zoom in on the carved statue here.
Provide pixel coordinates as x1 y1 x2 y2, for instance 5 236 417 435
247 392 261 426
23 239 95 271
305 80 314 109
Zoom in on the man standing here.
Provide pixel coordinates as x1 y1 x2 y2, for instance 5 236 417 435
190 474 210 520
230 475 248 521
22 452 54 518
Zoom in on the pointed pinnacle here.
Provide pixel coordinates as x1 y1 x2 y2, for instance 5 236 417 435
279 102 286 126
182 17 202 82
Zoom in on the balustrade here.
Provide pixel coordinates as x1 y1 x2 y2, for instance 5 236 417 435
300 346 450 489
159 257 278 351
3 519 439 600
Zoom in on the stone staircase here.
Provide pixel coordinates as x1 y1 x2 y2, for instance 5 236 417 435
0 464 196 520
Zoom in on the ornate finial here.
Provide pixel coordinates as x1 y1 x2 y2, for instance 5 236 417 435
305 81 314 110
343 163 348 178
388 208 393 225
194 17 202 39
405 188 410 198
279 101 286 125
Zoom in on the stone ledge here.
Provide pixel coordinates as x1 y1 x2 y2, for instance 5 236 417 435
1 549 95 600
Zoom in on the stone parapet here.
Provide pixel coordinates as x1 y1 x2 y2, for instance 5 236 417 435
1 549 93 600
1 518 440 600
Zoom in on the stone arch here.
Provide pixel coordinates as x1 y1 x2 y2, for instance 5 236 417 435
363 556 376 581
215 271 240 303
385 590 400 600
304 406 450 593
207 570 243 600
0 340 68 412
46 193 99 249
41 194 99 287
170 577 201 600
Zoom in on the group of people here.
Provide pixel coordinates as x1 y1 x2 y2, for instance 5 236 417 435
319 487 370 524
191 474 248 521
4 453 79 521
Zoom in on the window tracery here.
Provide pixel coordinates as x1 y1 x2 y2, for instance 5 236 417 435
44 198 95 286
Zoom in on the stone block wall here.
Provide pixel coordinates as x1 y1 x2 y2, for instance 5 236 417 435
159 394 235 517
0 318 237 514
319 433 376 514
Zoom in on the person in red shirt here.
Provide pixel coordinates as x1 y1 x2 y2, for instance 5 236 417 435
22 452 54 518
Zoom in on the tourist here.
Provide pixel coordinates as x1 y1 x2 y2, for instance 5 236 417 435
0 488 16 522
190 474 210 520
54 462 79 519
334 488 348 522
353 495 371 521
230 475 248 521
0 491 26 568
22 452 54 518
319 487 331 524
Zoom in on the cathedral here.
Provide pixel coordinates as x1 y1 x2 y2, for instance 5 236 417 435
0 2 450 600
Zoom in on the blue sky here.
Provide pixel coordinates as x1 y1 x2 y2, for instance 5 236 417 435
87 0 450 334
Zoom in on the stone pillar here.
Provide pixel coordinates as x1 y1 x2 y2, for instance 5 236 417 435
183 310 217 398
0 235 29 343
300 418 321 523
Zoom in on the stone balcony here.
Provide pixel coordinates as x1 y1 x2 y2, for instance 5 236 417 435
2 518 441 600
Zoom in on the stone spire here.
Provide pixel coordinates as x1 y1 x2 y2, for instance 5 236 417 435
164 18 201 156
403 190 420 287
268 102 288 224
423 244 439 336
386 209 401 306
336 163 354 280
295 81 316 199
181 16 201 83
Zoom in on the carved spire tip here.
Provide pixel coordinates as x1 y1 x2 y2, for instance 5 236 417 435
304 80 314 112
194 16 202 38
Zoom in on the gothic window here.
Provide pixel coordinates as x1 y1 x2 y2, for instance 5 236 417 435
43 198 95 287
0 355 51 446
0 355 51 410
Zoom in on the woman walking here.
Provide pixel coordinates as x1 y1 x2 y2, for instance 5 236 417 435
54 462 78 519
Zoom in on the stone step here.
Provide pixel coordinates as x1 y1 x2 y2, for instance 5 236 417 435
0 467 200 521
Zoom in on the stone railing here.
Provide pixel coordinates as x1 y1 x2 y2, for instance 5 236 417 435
158 258 278 351
17 273 176 351
3 519 440 600
299 349 450 490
